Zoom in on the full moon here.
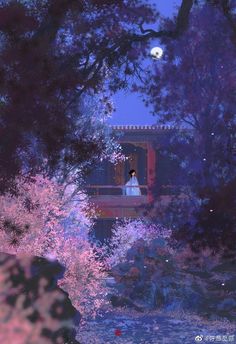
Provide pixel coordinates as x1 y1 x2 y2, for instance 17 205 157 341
150 46 163 59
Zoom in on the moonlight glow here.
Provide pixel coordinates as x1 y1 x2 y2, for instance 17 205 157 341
150 46 163 59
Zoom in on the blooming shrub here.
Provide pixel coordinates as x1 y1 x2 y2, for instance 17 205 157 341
0 174 109 318
61 182 96 240
57 238 109 318
0 174 66 256
104 219 172 268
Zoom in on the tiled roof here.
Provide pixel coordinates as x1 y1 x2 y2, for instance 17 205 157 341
110 125 177 130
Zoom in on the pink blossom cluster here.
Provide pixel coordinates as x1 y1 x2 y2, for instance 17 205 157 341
0 174 109 318
105 219 172 268
57 237 109 318
0 174 66 256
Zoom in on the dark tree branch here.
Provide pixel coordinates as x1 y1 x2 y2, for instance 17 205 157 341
175 0 195 36
138 0 195 40
139 22 159 35
60 0 196 88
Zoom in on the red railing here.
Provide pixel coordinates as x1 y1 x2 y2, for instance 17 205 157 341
86 184 148 196
86 184 184 197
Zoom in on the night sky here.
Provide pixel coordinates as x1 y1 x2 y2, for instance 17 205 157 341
109 0 181 125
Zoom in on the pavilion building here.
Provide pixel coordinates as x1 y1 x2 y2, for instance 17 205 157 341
86 125 181 241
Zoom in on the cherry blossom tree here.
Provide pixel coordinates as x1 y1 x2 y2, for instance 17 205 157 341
0 173 109 317
57 237 109 318
0 174 66 256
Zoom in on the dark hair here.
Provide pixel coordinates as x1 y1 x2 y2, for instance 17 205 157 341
129 169 136 176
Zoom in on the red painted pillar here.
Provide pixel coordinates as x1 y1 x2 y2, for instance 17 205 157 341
147 142 156 203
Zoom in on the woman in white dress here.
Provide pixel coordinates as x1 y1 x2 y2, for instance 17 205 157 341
124 169 141 196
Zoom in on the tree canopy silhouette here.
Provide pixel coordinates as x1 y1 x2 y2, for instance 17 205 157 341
0 0 235 190
138 3 236 253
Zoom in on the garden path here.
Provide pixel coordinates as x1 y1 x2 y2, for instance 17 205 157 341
76 309 236 344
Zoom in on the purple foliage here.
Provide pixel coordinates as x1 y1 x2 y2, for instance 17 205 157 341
137 4 236 252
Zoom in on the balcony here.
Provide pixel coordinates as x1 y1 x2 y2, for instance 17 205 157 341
86 185 149 218
86 185 184 219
